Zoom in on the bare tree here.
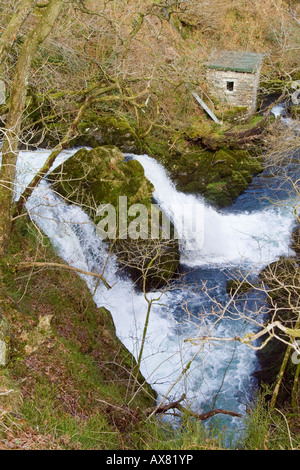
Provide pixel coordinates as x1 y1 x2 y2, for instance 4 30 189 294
0 0 67 253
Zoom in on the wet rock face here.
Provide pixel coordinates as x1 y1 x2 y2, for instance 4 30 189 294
169 147 263 207
144 135 263 208
255 254 300 403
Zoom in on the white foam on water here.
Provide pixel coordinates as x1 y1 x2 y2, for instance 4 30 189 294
133 154 295 269
271 103 286 118
270 102 300 131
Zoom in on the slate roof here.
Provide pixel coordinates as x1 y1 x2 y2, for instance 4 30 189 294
205 51 264 73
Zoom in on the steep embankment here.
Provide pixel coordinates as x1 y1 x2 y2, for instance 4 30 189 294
254 228 300 407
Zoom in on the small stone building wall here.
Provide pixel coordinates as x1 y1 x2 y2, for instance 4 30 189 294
206 67 261 115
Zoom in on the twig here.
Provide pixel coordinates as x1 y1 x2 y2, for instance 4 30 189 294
17 261 112 290
144 393 242 421
0 389 15 396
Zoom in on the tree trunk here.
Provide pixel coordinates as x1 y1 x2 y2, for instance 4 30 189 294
0 0 66 254
270 345 291 410
0 0 38 68
13 95 94 218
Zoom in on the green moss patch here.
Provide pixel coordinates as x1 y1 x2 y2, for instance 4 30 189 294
170 147 262 207
76 114 140 152
50 146 153 218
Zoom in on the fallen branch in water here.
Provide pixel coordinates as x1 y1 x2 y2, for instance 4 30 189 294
17 261 112 290
96 394 242 424
144 393 242 420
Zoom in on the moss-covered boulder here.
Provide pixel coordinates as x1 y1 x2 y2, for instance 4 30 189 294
16 86 142 151
169 147 263 207
76 113 140 152
114 237 180 290
143 116 264 208
50 146 179 289
50 146 153 214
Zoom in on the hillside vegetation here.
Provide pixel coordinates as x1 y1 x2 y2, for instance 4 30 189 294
1 0 298 206
0 0 300 450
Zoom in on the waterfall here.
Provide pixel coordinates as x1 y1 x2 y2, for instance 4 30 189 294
14 147 297 434
133 154 295 269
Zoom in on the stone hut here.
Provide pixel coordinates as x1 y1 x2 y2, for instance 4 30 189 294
205 51 264 116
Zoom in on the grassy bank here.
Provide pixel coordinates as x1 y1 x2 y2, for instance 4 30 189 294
0 217 159 449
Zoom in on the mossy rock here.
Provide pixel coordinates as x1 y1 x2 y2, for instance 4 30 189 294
226 171 249 200
202 182 232 207
169 146 262 207
50 146 154 217
143 130 263 208
50 146 179 289
226 279 254 296
254 334 288 392
76 114 140 152
215 106 248 123
20 90 142 150
255 255 300 403
114 238 180 291
183 120 217 142
254 329 298 405
143 137 175 168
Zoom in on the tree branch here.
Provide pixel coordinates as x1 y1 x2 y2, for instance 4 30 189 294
13 94 95 218
17 261 112 290
144 393 242 420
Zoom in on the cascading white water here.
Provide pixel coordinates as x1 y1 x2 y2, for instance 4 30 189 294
133 154 295 269
13 146 298 436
